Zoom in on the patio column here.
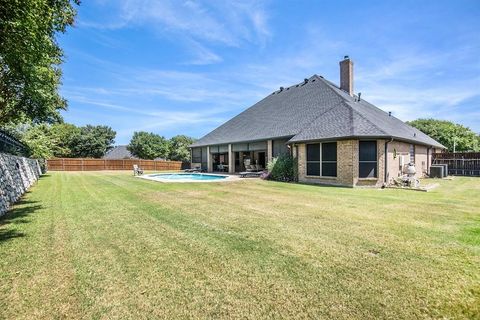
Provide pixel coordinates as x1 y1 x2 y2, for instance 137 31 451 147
267 139 273 163
207 146 212 172
228 144 234 173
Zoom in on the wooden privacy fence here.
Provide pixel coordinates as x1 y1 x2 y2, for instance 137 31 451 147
432 152 480 176
47 158 183 171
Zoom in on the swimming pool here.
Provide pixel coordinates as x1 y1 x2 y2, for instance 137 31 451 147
140 173 233 182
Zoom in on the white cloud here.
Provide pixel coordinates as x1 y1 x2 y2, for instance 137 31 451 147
356 48 480 127
182 40 223 65
80 0 272 55
67 10 480 138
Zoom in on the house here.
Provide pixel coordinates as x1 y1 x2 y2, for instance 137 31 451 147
103 145 137 159
103 146 167 161
190 57 445 187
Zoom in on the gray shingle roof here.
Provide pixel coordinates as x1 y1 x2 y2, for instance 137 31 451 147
103 145 137 159
191 75 445 148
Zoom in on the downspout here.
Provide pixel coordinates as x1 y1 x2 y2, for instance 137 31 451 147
427 146 431 175
384 138 393 186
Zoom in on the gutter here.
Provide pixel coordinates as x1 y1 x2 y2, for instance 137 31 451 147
384 138 393 185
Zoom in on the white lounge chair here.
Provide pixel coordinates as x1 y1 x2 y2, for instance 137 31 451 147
240 171 262 178
133 164 144 176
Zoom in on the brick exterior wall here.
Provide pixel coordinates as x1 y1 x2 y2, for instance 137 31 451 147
296 139 430 187
339 58 354 95
298 139 365 187
414 145 429 176
385 141 429 183
337 140 357 186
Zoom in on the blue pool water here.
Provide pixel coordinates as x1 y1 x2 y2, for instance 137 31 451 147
149 173 227 181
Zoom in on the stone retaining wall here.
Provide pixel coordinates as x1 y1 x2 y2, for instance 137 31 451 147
0 153 42 216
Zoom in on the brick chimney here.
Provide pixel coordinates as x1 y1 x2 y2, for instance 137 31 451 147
339 56 353 96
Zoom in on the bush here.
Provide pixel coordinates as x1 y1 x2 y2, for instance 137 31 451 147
266 154 297 182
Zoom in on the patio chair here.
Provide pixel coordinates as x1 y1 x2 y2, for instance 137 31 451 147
185 165 201 173
184 163 202 172
133 164 144 176
217 164 225 172
239 171 262 178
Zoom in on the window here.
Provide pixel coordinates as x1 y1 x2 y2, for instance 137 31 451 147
192 147 202 163
321 142 337 177
409 144 415 164
306 142 337 177
306 144 320 176
359 141 377 178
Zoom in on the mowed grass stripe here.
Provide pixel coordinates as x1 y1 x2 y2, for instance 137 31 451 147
80 173 479 318
0 173 83 319
66 174 480 318
82 173 335 318
0 172 478 319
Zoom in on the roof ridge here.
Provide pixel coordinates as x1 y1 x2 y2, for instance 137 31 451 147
312 74 355 101
347 101 388 135
314 76 388 136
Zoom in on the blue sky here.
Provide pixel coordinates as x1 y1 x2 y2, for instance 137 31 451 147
58 0 480 145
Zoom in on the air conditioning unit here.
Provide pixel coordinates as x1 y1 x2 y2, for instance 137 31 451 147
430 165 444 178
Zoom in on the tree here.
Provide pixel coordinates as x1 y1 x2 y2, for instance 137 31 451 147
21 124 55 159
127 132 170 160
407 119 480 152
0 0 80 125
72 125 116 158
169 135 196 162
12 123 115 158
49 123 80 157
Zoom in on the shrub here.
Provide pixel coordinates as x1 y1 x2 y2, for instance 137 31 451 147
266 154 297 182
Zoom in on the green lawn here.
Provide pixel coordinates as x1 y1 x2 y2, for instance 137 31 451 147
0 172 479 319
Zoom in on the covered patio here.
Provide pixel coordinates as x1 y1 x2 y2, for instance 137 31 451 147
191 139 290 173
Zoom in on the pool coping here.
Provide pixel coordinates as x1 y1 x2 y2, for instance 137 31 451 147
137 172 240 183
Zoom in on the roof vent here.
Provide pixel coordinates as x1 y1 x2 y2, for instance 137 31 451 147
388 111 392 116
304 78 308 84
414 133 417 137
279 86 284 92
357 92 361 102
311 79 316 82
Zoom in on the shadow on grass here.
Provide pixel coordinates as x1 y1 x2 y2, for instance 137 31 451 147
0 196 43 244
0 174 51 243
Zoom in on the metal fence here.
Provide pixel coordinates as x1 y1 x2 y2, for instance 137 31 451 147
432 152 480 176
0 129 29 156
